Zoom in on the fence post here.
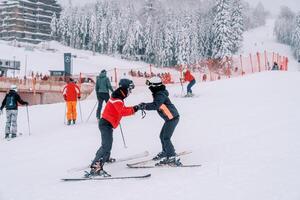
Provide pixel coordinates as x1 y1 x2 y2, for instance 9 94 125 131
256 52 261 72
240 55 244 76
149 64 153 76
249 53 254 73
114 67 118 86
264 50 267 71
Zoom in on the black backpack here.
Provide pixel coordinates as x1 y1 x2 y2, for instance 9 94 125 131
6 94 17 109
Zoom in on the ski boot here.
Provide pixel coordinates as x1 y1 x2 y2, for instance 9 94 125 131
152 151 167 161
185 92 193 97
155 156 182 167
11 134 17 138
67 120 71 125
85 161 111 178
5 134 9 139
72 120 76 125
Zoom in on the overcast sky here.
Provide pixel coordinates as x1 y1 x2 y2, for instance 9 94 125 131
57 0 300 15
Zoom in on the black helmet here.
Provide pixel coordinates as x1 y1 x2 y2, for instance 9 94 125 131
119 78 135 92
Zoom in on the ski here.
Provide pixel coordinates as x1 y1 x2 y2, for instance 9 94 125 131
127 164 201 169
127 151 192 167
61 173 151 181
67 151 149 172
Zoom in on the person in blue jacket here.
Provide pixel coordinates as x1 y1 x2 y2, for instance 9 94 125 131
0 85 28 139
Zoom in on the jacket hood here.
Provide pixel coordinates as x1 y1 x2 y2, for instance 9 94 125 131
99 71 107 78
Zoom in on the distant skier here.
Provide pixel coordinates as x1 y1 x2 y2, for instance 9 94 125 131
0 85 28 139
272 62 279 70
62 78 81 125
95 69 113 120
182 68 196 97
138 77 181 166
87 78 139 177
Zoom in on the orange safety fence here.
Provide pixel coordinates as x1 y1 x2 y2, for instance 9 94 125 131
0 51 289 93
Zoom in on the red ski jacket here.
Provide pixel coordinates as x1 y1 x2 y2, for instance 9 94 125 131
184 70 195 82
63 82 81 101
102 98 135 128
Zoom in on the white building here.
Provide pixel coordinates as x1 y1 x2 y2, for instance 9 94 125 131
0 0 61 44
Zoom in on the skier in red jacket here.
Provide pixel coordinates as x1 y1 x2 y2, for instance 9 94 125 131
182 68 196 97
86 78 140 177
62 78 81 125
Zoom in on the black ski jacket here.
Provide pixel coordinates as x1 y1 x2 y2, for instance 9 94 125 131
0 90 28 110
143 85 179 121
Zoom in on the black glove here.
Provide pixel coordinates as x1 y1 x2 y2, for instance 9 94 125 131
133 105 140 112
24 102 29 106
78 96 81 100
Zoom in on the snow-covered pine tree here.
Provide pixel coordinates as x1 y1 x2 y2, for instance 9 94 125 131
293 13 300 58
50 13 59 40
274 6 295 46
163 10 176 66
211 0 233 59
177 13 191 65
230 0 244 53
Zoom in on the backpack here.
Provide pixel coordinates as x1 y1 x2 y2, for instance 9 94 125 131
6 94 17 109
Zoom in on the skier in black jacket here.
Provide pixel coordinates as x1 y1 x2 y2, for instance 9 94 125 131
137 77 181 166
0 85 28 139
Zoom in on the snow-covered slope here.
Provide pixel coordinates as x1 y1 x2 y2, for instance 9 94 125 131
0 71 299 200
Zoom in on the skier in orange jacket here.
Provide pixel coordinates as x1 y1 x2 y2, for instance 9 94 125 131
62 78 81 125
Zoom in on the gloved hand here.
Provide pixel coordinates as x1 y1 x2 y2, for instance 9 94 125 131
63 95 67 101
78 96 81 100
133 105 140 112
24 102 29 106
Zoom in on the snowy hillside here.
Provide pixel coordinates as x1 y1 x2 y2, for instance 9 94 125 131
0 71 300 200
0 40 149 77
241 18 300 71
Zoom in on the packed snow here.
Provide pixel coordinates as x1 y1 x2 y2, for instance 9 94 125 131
0 71 300 200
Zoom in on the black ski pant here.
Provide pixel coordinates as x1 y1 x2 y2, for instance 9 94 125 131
92 118 113 165
96 92 110 120
160 116 179 158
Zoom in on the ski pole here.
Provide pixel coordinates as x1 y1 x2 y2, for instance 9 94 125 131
180 78 184 97
86 101 97 122
26 105 31 136
78 100 83 122
119 123 127 148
